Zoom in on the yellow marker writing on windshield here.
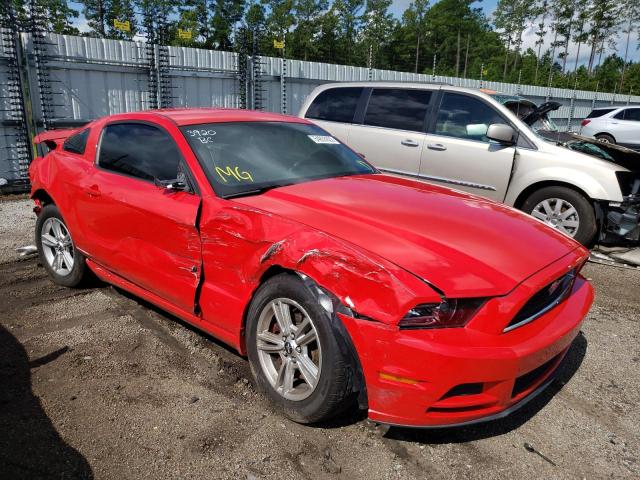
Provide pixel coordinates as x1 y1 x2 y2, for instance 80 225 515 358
215 166 254 183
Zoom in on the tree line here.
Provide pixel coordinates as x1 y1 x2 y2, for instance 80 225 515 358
8 0 640 95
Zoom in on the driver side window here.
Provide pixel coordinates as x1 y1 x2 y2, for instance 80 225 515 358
98 123 182 181
435 93 506 143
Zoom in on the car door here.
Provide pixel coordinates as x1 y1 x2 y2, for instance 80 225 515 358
611 108 640 146
303 86 365 144
77 120 202 314
347 88 433 176
420 91 517 202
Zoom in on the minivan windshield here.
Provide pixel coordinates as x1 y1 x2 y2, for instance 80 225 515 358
181 121 376 198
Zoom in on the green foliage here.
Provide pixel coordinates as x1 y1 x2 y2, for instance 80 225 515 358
15 0 640 94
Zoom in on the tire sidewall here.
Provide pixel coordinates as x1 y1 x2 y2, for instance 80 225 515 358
521 187 597 246
596 134 615 144
35 204 86 287
246 274 347 423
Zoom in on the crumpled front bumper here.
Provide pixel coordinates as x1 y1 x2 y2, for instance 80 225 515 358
340 258 594 428
598 197 640 246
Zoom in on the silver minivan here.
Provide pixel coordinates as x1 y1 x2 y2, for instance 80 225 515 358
299 82 640 247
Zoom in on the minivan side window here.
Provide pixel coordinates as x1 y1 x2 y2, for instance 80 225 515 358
305 87 363 123
363 88 432 132
63 128 90 154
434 93 506 142
98 123 181 181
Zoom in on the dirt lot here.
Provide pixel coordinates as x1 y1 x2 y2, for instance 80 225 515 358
1 197 639 479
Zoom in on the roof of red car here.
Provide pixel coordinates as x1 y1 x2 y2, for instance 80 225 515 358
151 108 311 126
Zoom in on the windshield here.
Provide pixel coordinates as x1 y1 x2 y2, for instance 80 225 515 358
501 100 560 133
181 121 377 198
530 115 559 133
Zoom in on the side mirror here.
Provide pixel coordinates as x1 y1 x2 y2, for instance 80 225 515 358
155 178 188 192
486 123 516 145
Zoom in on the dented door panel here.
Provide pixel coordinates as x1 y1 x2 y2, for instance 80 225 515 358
79 170 202 313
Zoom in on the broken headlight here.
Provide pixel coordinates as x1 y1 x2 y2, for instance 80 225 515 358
615 171 640 198
399 298 486 329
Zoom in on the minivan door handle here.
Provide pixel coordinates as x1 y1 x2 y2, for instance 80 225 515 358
401 139 420 147
427 143 447 151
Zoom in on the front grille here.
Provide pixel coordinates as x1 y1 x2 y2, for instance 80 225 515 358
504 269 576 332
512 353 562 398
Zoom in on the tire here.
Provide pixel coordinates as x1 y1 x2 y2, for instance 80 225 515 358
521 186 597 246
246 273 356 424
595 133 615 144
35 204 89 287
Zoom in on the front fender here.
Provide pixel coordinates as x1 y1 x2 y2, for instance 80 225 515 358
505 165 623 205
197 201 442 352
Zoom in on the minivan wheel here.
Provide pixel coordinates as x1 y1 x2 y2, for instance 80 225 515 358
521 186 597 246
246 273 356 424
595 133 615 144
35 204 89 287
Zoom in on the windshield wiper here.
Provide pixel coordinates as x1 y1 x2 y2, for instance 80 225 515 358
222 184 289 199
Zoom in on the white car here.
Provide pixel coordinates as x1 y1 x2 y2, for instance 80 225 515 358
580 106 640 149
299 82 640 246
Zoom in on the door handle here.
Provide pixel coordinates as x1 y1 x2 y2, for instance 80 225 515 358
401 139 419 147
86 184 101 197
427 143 447 151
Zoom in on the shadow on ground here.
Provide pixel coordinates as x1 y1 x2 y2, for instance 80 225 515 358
382 332 588 444
0 324 93 479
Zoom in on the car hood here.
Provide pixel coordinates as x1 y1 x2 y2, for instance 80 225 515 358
235 174 581 297
537 130 640 172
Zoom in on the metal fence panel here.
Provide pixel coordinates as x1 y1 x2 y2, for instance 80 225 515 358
2 31 640 191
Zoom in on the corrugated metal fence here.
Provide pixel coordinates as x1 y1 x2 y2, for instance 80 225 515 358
1 31 640 190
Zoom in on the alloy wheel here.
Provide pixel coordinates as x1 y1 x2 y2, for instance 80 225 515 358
41 217 75 276
531 198 580 237
255 298 322 401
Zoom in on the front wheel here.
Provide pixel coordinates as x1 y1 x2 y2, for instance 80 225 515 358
521 186 597 246
35 204 89 287
246 274 356 424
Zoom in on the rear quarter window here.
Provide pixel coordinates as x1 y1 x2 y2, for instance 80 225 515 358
62 128 90 154
305 87 363 123
586 109 615 119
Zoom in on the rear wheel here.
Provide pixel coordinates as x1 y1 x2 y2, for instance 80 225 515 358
35 204 89 287
521 186 597 246
246 274 356 424
595 133 615 144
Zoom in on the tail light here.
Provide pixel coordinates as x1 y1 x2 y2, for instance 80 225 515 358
580 119 591 127
399 298 486 329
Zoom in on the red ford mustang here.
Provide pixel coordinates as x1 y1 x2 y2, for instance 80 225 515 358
29 108 593 428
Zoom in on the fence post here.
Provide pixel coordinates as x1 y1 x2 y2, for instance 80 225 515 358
280 56 287 115
591 81 599 110
567 76 577 132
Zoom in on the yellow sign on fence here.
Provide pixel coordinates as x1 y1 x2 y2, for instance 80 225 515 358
178 29 192 40
273 39 285 49
113 19 130 32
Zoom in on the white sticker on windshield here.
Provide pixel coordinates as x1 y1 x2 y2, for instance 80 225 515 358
308 135 340 144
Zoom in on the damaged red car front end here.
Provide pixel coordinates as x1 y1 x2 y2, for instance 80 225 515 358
29 109 593 428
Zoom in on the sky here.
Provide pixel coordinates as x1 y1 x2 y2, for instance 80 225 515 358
68 0 638 65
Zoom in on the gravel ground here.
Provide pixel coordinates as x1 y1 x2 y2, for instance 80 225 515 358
1 198 638 479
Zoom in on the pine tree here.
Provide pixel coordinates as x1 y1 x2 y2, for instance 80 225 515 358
81 0 109 36
291 0 327 61
107 0 136 40
586 0 620 74
360 0 394 69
